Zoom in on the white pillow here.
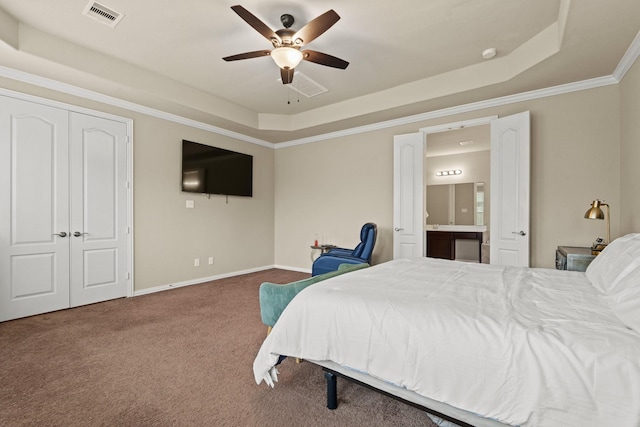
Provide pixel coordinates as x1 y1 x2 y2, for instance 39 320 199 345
604 268 640 331
586 233 640 294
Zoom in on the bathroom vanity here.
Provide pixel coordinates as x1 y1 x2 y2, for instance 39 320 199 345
426 225 487 262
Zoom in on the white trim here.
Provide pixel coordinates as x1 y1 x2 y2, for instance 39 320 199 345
0 66 275 148
132 264 295 296
0 29 635 149
127 119 135 298
0 86 132 124
419 115 498 134
613 30 640 81
273 264 311 274
278 75 618 148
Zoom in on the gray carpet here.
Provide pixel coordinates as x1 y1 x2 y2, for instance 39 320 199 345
0 269 438 426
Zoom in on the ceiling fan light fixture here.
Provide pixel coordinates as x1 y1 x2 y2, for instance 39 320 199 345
271 47 303 69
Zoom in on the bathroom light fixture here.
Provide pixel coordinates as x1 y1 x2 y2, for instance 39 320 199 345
584 199 610 246
435 169 462 177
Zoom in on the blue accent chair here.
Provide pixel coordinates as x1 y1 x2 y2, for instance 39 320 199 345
311 223 377 276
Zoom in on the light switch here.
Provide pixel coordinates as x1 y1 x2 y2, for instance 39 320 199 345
186 200 194 208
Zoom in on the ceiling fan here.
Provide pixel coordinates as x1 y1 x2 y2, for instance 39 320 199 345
222 5 349 84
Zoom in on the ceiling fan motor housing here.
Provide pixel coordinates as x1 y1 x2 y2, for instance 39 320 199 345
274 29 300 47
280 13 294 28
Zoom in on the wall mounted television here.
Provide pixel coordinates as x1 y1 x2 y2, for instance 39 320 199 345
181 140 253 197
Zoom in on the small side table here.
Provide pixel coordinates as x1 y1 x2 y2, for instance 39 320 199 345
310 244 336 254
555 246 596 272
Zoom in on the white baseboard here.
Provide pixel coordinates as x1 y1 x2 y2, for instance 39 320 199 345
273 264 312 274
132 264 310 296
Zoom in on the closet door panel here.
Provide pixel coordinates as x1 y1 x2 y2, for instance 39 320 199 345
69 112 128 307
0 96 70 322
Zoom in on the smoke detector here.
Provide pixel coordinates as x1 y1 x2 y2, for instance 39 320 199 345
82 1 124 28
482 48 497 59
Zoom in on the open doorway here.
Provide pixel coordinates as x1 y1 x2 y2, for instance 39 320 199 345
425 125 490 228
422 120 493 263
393 112 530 266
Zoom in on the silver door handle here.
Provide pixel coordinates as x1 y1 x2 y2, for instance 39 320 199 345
512 231 526 236
73 231 89 237
53 232 67 237
394 227 404 231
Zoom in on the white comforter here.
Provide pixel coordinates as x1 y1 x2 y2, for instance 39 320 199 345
253 258 640 426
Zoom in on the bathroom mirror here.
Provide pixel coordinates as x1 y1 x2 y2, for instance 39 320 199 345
426 182 485 226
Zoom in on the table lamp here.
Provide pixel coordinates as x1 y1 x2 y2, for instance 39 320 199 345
584 199 610 249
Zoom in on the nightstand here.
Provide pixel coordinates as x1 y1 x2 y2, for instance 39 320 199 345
555 246 596 272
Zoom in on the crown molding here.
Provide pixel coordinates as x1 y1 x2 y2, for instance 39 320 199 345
0 65 275 148
0 35 635 150
613 30 640 81
275 75 619 149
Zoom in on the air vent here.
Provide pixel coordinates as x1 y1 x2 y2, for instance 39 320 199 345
82 1 124 28
280 72 328 98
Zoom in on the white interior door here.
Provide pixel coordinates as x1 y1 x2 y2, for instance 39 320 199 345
1 94 131 322
0 97 70 322
393 133 425 259
490 111 530 266
69 113 129 307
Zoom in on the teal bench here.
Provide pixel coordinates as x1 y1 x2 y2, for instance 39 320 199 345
259 263 369 333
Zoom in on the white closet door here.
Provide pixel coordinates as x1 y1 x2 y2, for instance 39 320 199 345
0 97 70 322
69 112 128 307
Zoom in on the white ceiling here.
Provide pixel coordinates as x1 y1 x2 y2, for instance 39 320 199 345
0 0 638 143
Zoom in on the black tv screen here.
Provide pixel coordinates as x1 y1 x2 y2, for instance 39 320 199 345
181 140 253 197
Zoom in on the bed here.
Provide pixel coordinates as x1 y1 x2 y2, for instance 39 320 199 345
253 233 640 426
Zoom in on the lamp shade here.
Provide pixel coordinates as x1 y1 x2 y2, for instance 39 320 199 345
270 47 303 69
584 200 605 220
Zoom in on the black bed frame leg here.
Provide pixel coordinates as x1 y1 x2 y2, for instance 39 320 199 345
324 371 338 410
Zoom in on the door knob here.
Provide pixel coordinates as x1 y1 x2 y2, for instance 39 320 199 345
73 231 89 237
53 232 67 237
512 231 527 236
394 227 404 231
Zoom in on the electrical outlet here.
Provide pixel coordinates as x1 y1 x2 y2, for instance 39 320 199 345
208 257 214 265
186 200 194 208
194 258 200 267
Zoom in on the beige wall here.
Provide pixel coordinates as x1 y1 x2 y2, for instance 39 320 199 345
0 77 276 292
274 134 393 269
275 85 622 270
2 55 635 282
132 120 275 290
620 55 640 234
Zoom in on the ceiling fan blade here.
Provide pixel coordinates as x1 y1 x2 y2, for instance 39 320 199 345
301 50 349 69
280 68 294 84
223 50 271 62
292 10 340 46
230 5 281 45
